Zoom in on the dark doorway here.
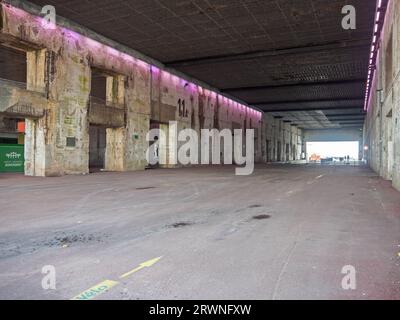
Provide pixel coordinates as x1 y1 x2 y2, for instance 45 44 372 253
277 142 281 162
89 125 106 172
292 144 296 160
286 144 290 162
147 121 161 169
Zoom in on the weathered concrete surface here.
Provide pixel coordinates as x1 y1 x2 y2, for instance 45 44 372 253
364 0 400 191
0 80 46 117
304 128 363 142
150 69 265 165
0 4 265 177
262 113 303 163
0 165 399 300
87 104 125 128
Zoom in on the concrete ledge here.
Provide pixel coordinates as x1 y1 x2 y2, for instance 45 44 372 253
0 80 47 117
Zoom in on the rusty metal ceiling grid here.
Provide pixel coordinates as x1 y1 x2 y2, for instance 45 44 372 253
24 0 377 128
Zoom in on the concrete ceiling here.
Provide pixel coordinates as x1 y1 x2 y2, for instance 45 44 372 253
10 0 378 129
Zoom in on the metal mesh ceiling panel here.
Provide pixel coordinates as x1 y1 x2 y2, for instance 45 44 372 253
25 0 377 128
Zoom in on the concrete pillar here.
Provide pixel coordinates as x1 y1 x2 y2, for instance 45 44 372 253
106 75 125 106
105 127 125 171
24 49 53 177
104 74 126 172
27 50 46 93
107 66 151 172
53 48 90 175
393 103 400 190
159 122 176 168
24 117 45 176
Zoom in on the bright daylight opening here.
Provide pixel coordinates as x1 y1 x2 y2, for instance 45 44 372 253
306 141 359 162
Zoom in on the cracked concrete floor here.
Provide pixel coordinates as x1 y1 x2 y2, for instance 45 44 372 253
0 164 399 300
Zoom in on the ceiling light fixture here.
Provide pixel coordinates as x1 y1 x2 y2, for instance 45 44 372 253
364 0 390 111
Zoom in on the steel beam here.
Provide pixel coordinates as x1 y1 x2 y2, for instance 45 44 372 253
165 40 371 67
221 79 365 92
262 106 364 112
252 98 364 106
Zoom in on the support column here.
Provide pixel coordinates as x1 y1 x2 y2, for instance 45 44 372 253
105 127 125 171
106 65 152 172
105 74 127 172
25 49 48 176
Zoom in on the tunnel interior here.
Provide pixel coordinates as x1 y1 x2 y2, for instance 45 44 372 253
0 0 393 177
0 0 400 301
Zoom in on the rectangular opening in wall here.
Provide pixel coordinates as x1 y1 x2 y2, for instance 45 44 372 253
0 45 27 88
277 142 281 162
0 117 22 144
91 68 107 102
307 141 359 163
89 125 106 172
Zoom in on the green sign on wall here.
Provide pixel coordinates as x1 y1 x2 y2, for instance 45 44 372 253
0 145 25 173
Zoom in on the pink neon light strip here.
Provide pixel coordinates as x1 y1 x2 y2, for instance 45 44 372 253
365 0 391 112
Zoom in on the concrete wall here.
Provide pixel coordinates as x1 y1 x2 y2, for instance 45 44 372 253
0 4 263 176
304 128 363 142
364 0 400 191
151 70 263 165
262 114 303 163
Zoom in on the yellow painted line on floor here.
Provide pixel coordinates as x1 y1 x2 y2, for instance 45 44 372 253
120 256 163 279
71 280 119 301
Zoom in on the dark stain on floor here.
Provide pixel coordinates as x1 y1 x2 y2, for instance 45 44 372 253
41 232 109 247
0 232 110 258
253 215 271 220
169 222 194 228
136 187 156 190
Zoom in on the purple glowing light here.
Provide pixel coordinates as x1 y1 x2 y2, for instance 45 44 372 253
3 3 28 19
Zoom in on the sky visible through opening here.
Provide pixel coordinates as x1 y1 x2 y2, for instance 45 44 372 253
307 141 359 160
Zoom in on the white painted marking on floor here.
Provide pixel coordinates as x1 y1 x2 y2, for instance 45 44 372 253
272 241 299 300
307 174 325 185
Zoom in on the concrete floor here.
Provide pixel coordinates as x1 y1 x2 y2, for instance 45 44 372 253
0 164 399 300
